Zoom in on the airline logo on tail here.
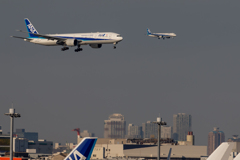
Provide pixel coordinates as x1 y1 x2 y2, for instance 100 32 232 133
27 24 37 33
64 137 97 160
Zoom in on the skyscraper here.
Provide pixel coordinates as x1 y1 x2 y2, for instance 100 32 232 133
127 124 142 139
104 113 126 138
207 127 225 155
173 113 192 141
142 121 158 139
161 126 172 139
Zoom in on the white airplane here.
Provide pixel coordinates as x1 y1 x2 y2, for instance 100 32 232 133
207 142 234 160
147 28 176 39
11 18 123 52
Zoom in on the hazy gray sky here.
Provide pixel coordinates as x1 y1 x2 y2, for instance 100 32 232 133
1 0 240 145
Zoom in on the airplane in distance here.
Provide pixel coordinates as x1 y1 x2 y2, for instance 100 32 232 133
206 142 234 160
11 18 123 52
147 28 176 39
64 137 97 160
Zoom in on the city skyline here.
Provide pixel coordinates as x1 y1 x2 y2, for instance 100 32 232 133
1 0 240 146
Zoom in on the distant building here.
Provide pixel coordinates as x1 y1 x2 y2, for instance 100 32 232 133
142 121 158 139
161 126 172 139
173 113 192 141
0 126 2 135
207 127 225 156
227 135 240 142
15 129 38 141
104 113 126 139
0 134 10 152
80 130 95 137
127 124 142 138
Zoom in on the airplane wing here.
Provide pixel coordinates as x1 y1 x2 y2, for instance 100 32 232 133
152 33 173 38
17 30 82 43
11 36 32 40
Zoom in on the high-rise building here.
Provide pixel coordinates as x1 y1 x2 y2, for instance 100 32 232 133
161 126 172 139
104 113 126 138
207 127 225 156
127 124 142 139
173 113 192 141
80 130 95 137
142 121 158 139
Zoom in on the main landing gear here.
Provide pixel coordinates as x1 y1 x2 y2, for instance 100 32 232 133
75 45 83 52
61 47 69 51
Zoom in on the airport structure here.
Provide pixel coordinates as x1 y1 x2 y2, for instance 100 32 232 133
173 113 192 141
127 124 142 139
15 129 38 141
207 127 225 155
104 113 126 139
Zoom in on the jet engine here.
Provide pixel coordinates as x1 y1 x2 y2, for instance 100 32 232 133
65 39 78 46
89 44 102 48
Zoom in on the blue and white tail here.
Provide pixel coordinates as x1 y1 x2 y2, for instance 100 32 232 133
147 28 151 35
24 18 39 38
64 137 97 160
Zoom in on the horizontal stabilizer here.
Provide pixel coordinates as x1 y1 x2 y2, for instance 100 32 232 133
11 36 31 40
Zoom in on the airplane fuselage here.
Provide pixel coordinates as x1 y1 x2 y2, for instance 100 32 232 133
25 32 123 46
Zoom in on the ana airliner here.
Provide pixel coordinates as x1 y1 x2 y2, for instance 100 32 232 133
11 18 123 52
147 28 176 39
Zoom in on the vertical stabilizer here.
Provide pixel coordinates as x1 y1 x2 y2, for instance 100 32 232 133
64 137 97 160
167 148 172 160
147 28 151 35
24 18 39 38
207 142 234 160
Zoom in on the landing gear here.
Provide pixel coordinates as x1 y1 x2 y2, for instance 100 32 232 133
113 42 117 49
75 45 83 52
75 48 83 52
61 47 69 51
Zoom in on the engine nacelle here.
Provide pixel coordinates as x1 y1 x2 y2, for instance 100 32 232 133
65 39 78 46
89 44 102 49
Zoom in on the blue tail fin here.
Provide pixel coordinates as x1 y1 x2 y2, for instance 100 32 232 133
64 137 97 160
24 18 39 38
147 28 151 35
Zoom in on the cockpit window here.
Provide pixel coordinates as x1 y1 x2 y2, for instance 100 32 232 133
117 35 121 37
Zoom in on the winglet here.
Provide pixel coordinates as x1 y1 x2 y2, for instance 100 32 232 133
64 137 97 160
207 142 234 160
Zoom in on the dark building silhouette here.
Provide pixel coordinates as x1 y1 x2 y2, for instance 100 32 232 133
207 127 225 156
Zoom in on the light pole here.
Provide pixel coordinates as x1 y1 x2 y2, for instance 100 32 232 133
153 117 167 160
4 108 21 160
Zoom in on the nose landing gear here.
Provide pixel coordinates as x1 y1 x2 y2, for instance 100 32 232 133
113 42 117 49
